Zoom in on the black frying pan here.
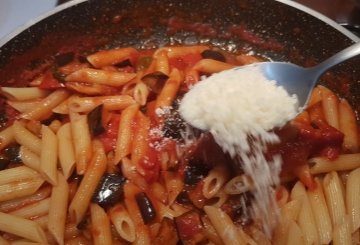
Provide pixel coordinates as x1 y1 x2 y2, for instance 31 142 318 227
0 0 359 112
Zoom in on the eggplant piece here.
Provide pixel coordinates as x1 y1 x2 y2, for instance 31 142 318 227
87 105 105 136
162 109 186 140
153 217 179 245
183 159 210 186
175 191 192 205
0 144 22 170
54 52 75 67
135 192 156 224
141 71 169 94
92 173 126 208
201 50 226 62
175 211 206 244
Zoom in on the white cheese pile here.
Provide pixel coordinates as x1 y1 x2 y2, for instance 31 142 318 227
179 66 299 236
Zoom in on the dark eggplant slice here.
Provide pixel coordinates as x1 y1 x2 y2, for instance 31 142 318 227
175 191 192 205
183 159 210 186
54 52 75 67
0 144 22 170
87 105 105 136
201 50 226 62
135 192 156 224
141 71 169 94
92 173 126 208
162 110 186 140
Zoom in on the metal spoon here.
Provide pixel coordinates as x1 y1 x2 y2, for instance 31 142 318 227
236 41 360 110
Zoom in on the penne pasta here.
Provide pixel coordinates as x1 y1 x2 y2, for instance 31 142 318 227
40 125 58 185
223 174 253 195
307 178 332 244
20 89 70 121
153 45 209 59
13 120 42 155
0 166 41 185
332 215 352 245
345 167 360 232
0 212 47 243
133 82 149 106
155 68 181 109
323 171 346 227
204 205 246 245
57 123 76 179
69 112 92 175
48 172 69 245
154 50 170 75
130 111 150 175
320 85 339 130
109 204 136 243
1 87 49 101
65 68 136 87
286 220 305 245
290 181 319 245
123 182 151 245
0 124 15 151
19 146 41 171
120 157 148 190
0 186 51 213
68 140 107 224
87 47 139 68
307 86 322 108
90 204 113 245
7 100 42 113
202 165 229 199
192 59 235 74
309 153 360 174
68 95 136 113
0 178 44 202
8 198 50 219
114 104 139 164
339 98 359 152
52 94 80 114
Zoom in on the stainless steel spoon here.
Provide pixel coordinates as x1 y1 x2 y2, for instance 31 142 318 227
235 41 360 110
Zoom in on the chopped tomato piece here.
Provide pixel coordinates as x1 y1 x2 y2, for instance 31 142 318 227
98 114 120 152
39 70 64 89
175 211 205 243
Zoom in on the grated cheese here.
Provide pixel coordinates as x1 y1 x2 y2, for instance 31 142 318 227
179 66 299 236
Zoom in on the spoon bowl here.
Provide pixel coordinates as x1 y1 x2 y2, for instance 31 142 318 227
234 41 360 110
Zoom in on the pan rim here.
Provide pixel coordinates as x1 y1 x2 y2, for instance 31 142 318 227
0 0 358 49
0 0 87 47
277 0 360 42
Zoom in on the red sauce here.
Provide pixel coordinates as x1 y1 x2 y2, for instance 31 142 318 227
98 114 121 153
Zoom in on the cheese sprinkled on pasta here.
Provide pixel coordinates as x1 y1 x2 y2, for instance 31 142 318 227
179 66 299 235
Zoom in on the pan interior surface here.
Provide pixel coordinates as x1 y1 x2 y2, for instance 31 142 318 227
0 0 359 109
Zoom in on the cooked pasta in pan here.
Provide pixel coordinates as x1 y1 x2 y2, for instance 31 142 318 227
0 44 359 245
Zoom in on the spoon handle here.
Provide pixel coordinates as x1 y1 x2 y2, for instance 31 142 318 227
310 41 360 79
